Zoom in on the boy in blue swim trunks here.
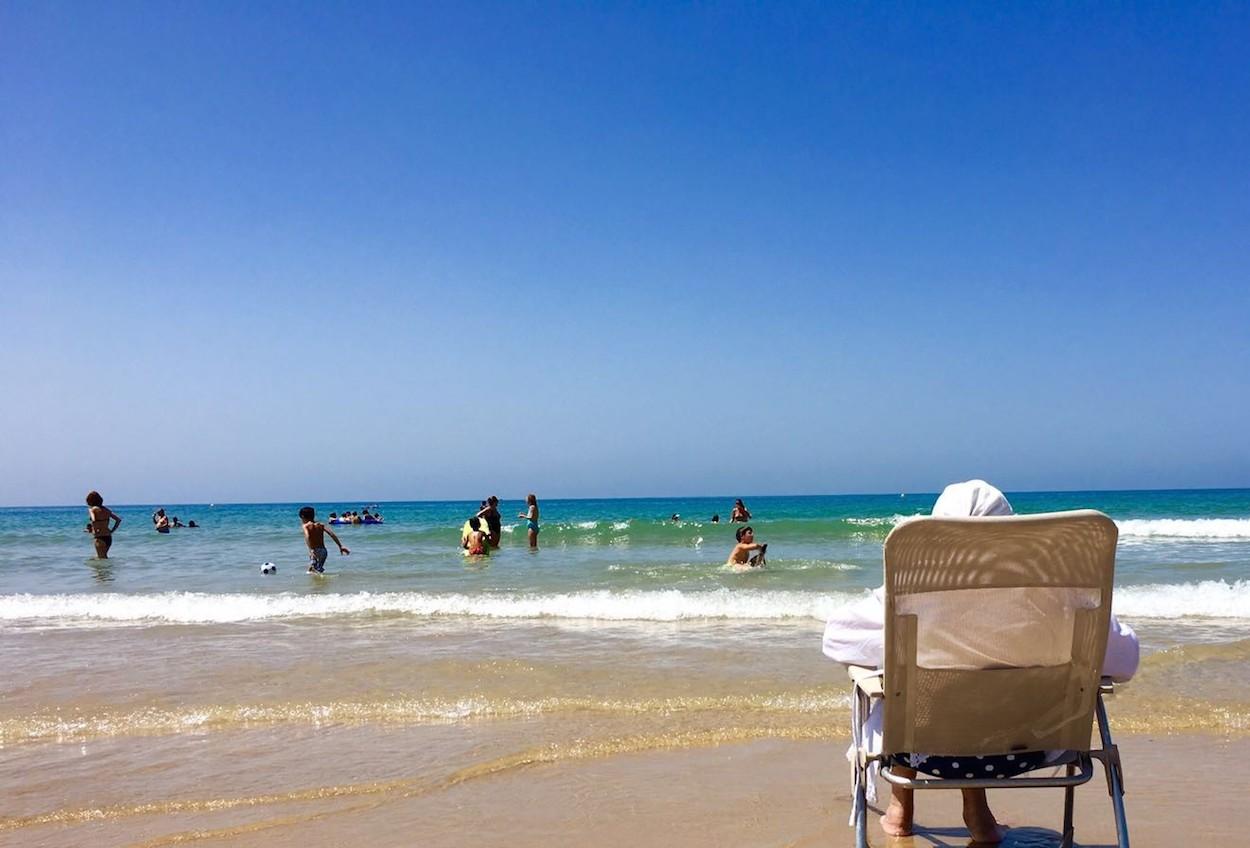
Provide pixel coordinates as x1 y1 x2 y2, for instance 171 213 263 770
300 506 349 573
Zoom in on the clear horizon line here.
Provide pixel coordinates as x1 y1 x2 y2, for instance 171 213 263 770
4 484 1248 510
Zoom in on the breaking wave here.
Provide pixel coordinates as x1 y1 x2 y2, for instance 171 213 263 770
2 580 1247 626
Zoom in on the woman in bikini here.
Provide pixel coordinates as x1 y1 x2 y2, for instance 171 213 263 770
86 491 122 559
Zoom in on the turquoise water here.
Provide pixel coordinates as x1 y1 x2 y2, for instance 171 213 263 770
2 489 1248 626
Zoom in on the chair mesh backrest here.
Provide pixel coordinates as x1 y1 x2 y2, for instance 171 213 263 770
881 510 1117 756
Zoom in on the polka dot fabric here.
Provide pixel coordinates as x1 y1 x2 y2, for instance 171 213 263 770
891 751 1050 779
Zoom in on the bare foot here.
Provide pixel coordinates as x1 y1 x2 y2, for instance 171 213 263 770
963 802 1006 844
880 798 914 837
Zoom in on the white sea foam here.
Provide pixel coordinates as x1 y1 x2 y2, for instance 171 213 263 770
845 515 916 527
1114 518 1250 539
574 521 599 529
611 521 630 531
4 580 1247 628
1113 580 1250 619
843 515 1250 539
0 589 865 626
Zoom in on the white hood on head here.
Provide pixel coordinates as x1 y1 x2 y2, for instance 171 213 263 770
931 479 1014 517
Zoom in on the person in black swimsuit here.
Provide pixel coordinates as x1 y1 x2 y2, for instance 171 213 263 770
476 496 502 548
86 491 121 558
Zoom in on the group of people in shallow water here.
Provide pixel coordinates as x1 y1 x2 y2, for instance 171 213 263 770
151 508 197 532
461 494 541 556
84 490 756 566
82 498 201 558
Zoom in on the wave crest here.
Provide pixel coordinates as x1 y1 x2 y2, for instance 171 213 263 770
1115 518 1250 539
0 589 863 626
3 579 1247 627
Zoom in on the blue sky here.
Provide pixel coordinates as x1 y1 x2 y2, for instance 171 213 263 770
2 2 1248 506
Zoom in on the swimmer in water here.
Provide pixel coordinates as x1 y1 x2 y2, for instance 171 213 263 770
463 517 490 556
476 496 502 548
85 490 122 559
518 494 540 549
726 526 767 567
299 506 350 573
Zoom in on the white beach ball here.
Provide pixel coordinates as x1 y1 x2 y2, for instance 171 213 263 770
261 562 277 574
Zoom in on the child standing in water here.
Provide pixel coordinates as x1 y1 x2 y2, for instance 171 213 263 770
518 494 540 549
726 526 767 568
462 517 490 556
85 491 122 559
299 506 349 573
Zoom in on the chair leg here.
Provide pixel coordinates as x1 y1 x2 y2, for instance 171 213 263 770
854 763 870 848
1095 694 1130 848
1060 762 1076 848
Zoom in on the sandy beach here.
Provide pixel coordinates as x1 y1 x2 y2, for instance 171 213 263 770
2 605 1248 847
4 731 1246 847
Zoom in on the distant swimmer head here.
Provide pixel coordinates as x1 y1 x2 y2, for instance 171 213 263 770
260 562 277 574
86 490 103 507
711 514 720 523
671 514 680 522
932 480 1014 518
329 512 337 519
735 526 754 542
488 496 499 506
298 506 315 522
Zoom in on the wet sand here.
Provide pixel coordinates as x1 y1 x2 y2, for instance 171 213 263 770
3 618 1248 847
4 731 1246 847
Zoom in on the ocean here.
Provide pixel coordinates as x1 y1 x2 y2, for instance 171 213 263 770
3 490 1248 625
2 489 1248 843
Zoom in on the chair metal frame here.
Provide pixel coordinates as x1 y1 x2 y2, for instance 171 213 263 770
851 673 1128 848
847 510 1131 848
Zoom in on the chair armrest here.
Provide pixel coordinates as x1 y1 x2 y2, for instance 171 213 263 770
848 665 884 698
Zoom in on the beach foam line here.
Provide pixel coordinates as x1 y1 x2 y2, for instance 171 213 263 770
0 589 866 625
1114 517 1250 539
1113 579 1250 619
2 580 1246 626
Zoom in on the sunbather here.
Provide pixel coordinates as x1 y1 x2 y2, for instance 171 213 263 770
822 480 1140 843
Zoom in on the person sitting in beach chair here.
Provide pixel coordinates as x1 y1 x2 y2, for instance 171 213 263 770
824 480 1139 847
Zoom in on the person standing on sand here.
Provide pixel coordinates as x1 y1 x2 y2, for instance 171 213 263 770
85 491 121 559
476 496 503 548
730 499 751 522
518 494 540 549
299 506 350 573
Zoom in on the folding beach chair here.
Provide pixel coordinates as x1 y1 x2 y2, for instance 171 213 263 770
848 510 1129 848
